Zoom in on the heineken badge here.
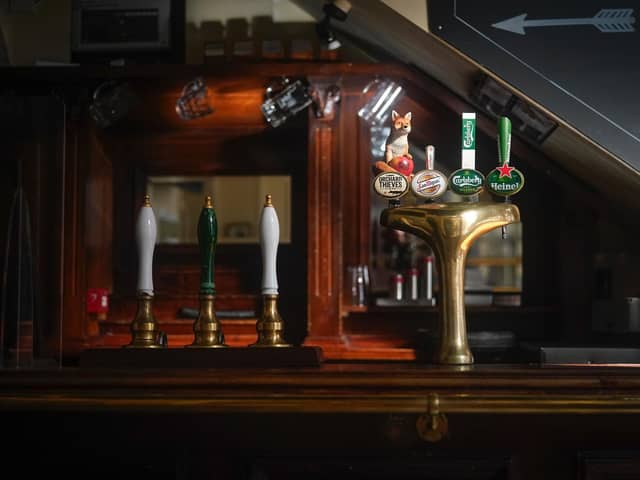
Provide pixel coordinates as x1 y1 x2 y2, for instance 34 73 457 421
448 168 484 196
373 171 409 199
486 163 525 197
486 116 524 197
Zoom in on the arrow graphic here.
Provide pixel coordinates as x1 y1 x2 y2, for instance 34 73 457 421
492 9 636 35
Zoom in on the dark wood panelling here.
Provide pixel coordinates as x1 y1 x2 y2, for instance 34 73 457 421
306 121 342 342
1 62 635 360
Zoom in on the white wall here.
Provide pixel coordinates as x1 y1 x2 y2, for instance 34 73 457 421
382 0 429 32
0 0 314 65
187 0 313 31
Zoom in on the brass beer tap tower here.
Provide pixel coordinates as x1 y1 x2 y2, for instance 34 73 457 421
376 114 523 365
381 202 519 364
188 196 227 348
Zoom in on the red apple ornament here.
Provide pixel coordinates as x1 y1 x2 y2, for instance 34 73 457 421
389 155 414 176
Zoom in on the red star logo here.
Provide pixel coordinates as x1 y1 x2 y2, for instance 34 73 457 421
497 162 515 178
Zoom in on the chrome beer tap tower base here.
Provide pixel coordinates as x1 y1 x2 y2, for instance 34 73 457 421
381 201 520 365
125 292 164 348
186 294 227 348
250 294 291 347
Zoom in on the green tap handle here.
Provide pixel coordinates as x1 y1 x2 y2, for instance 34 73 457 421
497 116 511 165
198 196 217 295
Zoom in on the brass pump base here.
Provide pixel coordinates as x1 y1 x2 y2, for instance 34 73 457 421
381 201 520 365
187 294 227 348
250 294 291 347
125 292 164 348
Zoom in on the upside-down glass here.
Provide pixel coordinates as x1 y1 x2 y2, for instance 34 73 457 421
261 78 313 128
89 81 137 128
175 77 214 120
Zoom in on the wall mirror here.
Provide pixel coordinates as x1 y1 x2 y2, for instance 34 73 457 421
147 175 291 245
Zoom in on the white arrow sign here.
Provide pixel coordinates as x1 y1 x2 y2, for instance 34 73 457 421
492 8 636 35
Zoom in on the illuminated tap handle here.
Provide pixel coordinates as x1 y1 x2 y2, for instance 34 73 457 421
198 196 217 295
260 195 279 295
136 195 157 296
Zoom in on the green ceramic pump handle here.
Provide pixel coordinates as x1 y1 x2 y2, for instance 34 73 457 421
198 195 217 295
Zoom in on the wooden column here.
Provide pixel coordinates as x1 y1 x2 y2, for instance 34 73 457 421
305 98 345 350
57 93 91 358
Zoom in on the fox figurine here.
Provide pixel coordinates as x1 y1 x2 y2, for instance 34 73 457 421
385 110 412 163
373 111 414 177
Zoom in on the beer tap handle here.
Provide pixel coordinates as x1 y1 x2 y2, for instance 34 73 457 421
449 112 484 198
260 195 279 295
198 196 217 295
426 145 435 170
486 115 525 237
497 116 512 167
127 194 163 348
188 195 226 348
410 145 447 201
136 195 157 296
498 117 512 240
251 194 290 347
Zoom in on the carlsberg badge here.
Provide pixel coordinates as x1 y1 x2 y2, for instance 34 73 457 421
448 168 484 196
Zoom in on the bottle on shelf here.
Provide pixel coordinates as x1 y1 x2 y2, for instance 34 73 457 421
420 255 436 306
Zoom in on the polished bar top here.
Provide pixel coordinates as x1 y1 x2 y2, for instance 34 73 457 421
1 363 640 414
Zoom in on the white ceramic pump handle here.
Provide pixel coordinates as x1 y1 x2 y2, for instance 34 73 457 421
135 195 157 296
260 195 279 295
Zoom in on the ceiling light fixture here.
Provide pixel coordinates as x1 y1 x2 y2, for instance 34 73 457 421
471 74 557 144
316 0 352 51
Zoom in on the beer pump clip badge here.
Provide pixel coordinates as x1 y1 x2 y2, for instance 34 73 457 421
373 171 409 199
411 145 448 199
485 116 525 197
449 113 484 196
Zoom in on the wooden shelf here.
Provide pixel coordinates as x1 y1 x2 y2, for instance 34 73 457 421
0 62 411 87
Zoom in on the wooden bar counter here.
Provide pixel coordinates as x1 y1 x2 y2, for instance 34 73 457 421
2 363 640 479
2 363 640 414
